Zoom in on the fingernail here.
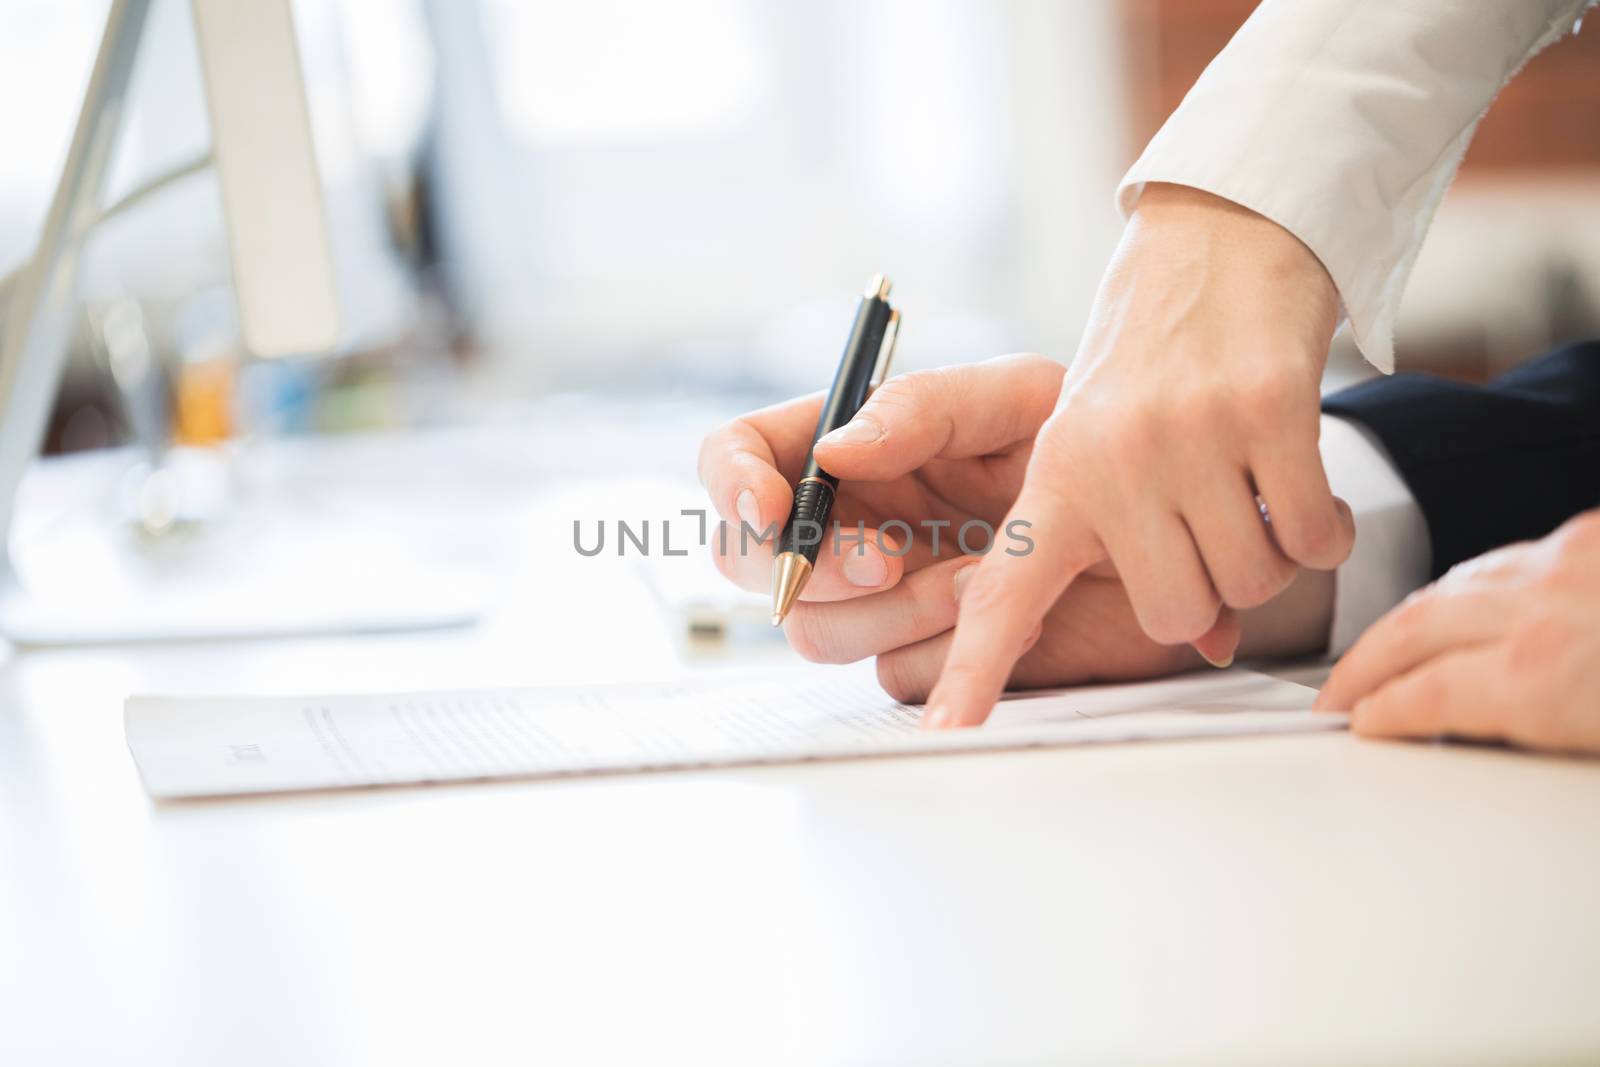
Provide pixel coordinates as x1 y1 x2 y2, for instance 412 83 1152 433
1199 649 1233 669
921 705 953 730
952 564 978 603
842 543 888 587
818 418 883 447
736 489 761 530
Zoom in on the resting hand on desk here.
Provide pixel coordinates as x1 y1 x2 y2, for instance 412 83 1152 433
1317 511 1600 755
699 355 1281 702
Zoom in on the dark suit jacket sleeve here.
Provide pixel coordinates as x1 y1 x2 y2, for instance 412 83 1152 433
1321 339 1600 579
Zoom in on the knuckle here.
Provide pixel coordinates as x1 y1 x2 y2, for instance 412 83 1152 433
1214 577 1258 612
1037 401 1092 450
1276 507 1339 563
876 655 931 704
1383 592 1431 643
1553 512 1600 565
1142 599 1219 646
1363 687 1440 739
1350 697 1391 737
1451 543 1520 584
782 609 851 665
867 370 936 417
934 659 999 699
1216 562 1293 610
1511 649 1580 748
1182 389 1232 434
1021 621 1046 654
914 567 963 624
1564 508 1600 544
1165 615 1215 646
1016 351 1064 378
694 425 732 487
1319 663 1355 709
1531 558 1573 598
1355 688 1413 739
1407 677 1454 737
1396 582 1435 610
955 570 1017 620
1236 370 1300 429
1505 611 1565 677
1407 668 1445 709
995 351 1053 375
698 421 769 501
1102 409 1161 473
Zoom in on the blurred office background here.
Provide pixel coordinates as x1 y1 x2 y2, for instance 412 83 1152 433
2 0 1599 455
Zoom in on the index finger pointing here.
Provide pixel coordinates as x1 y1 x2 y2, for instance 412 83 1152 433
923 481 1101 728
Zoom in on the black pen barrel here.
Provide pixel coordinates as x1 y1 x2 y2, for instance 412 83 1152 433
777 477 836 563
800 293 893 484
779 287 892 562
770 276 897 624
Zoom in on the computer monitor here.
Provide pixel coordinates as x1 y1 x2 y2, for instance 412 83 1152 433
192 0 343 358
0 0 338 539
0 0 487 643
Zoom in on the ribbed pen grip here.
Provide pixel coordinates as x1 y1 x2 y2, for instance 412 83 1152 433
778 479 836 562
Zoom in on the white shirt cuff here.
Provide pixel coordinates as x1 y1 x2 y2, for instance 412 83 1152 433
1115 0 1594 375
1317 414 1431 655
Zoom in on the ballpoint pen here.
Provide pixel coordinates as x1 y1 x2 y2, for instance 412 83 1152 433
770 274 901 625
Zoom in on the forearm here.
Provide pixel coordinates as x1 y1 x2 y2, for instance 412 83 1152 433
1120 0 1594 373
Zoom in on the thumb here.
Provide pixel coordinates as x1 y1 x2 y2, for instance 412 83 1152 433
814 354 1064 481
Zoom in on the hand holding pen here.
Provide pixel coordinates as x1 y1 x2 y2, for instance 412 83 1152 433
698 286 1225 718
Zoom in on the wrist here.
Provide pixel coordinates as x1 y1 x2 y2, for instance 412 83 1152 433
1130 183 1340 355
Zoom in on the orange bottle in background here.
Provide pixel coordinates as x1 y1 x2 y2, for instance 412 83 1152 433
173 357 236 446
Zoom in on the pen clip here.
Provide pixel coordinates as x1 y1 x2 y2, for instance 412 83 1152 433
869 309 900 393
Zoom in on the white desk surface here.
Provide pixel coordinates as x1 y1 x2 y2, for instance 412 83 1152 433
3 433 1599 1067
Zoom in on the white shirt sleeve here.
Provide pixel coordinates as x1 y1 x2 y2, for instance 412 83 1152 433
1318 414 1431 655
1118 0 1595 373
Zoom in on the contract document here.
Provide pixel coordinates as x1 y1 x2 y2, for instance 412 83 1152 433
125 668 1344 799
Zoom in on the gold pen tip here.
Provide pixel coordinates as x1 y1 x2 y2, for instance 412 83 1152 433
865 273 892 301
770 552 813 625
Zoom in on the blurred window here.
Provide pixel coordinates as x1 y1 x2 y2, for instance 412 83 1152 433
437 1 1130 392
485 0 768 142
